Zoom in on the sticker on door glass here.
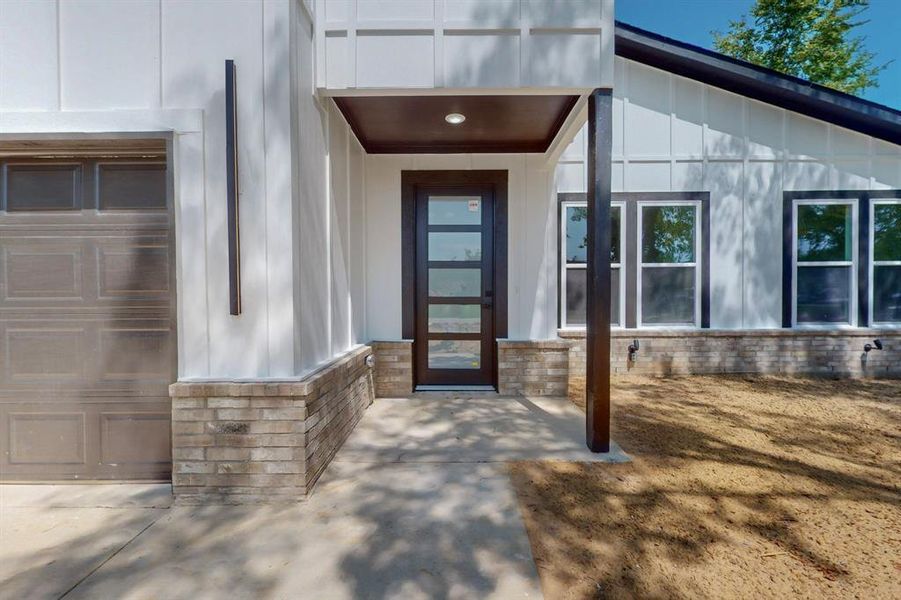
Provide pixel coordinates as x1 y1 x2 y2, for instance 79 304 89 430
468 199 480 212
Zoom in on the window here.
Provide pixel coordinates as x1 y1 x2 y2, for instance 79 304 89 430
559 192 710 330
792 200 857 326
871 200 901 325
560 201 624 328
638 202 701 327
3 163 82 211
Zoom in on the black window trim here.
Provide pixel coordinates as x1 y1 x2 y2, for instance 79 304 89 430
558 191 711 330
782 189 901 328
871 197 901 327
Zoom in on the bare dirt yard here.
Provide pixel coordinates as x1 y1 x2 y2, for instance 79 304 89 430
510 375 901 599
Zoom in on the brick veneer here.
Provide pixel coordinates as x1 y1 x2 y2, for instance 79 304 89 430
560 329 901 401
169 345 373 504
368 331 898 405
497 339 570 396
371 340 413 396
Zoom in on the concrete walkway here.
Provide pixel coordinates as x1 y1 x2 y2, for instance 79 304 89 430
0 394 626 599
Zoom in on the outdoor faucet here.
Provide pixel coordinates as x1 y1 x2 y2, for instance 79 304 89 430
863 339 884 353
628 339 640 362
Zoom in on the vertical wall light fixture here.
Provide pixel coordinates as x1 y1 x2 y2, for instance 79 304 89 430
225 59 241 315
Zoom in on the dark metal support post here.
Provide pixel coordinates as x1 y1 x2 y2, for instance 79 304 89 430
586 89 612 452
225 59 242 316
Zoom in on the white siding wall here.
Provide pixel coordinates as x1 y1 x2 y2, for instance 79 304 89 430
316 0 614 91
0 0 300 379
364 153 557 341
556 56 901 329
292 4 368 375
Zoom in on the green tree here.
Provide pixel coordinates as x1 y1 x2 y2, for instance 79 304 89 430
713 0 887 95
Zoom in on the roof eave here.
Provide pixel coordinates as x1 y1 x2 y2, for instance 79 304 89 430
614 22 901 146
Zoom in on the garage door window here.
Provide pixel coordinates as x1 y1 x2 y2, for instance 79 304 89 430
4 163 81 211
97 163 167 210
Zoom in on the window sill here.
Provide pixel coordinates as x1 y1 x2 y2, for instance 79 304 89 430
556 327 898 339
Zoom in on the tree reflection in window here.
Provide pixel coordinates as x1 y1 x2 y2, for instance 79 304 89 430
874 204 901 262
797 204 852 262
642 206 695 263
565 206 620 263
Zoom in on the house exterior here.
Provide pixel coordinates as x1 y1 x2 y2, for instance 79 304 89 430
0 0 898 501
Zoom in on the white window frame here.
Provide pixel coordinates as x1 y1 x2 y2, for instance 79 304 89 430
636 200 702 329
559 200 625 330
791 198 858 328
869 198 901 328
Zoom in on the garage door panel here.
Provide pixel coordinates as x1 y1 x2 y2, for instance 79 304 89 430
5 328 86 382
0 153 174 481
98 327 172 381
4 163 83 211
100 411 171 465
4 248 83 300
1 401 170 479
0 234 173 307
8 412 86 465
97 243 170 298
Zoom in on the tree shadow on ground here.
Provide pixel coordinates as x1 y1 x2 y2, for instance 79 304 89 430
511 375 901 599
0 499 306 599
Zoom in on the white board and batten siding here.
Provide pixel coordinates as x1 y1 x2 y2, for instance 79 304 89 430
293 3 371 376
316 0 614 91
556 56 901 330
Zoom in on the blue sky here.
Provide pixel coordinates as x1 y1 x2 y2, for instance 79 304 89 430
616 0 900 109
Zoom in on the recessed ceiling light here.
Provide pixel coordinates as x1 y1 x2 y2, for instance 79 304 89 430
445 112 466 125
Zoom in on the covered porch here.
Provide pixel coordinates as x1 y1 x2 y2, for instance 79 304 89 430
337 89 616 452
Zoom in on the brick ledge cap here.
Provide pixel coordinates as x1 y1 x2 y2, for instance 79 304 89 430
558 328 901 339
497 338 570 349
170 345 372 397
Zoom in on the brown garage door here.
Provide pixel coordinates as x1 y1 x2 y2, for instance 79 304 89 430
0 142 175 480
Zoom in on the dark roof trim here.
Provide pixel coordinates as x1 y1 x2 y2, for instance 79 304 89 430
614 21 901 146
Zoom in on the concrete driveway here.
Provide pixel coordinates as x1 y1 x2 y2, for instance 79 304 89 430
0 394 626 599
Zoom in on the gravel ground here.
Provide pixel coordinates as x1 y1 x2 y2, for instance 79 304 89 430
510 375 901 599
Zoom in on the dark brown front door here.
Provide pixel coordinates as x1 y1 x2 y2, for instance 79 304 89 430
415 186 496 387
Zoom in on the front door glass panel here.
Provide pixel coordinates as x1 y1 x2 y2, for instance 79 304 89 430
427 340 481 369
428 232 481 261
429 197 482 225
428 304 481 333
428 268 480 296
416 190 494 386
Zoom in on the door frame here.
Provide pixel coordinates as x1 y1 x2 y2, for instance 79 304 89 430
401 170 508 389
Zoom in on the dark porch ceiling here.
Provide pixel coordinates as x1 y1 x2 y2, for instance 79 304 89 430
333 95 579 154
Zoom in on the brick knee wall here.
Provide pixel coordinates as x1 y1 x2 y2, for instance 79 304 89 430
497 340 569 396
169 346 374 504
369 331 898 402
304 363 374 491
371 341 413 396
560 329 901 401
